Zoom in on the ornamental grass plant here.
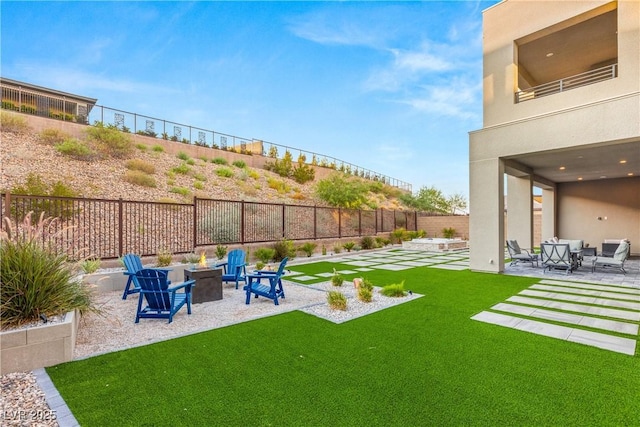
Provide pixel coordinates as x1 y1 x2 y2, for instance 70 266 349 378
0 213 97 329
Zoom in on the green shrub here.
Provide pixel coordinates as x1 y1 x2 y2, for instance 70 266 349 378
193 181 204 190
56 138 95 160
86 122 133 158
264 150 293 178
316 173 369 209
360 236 375 250
152 145 164 152
124 170 156 188
192 173 207 182
169 187 190 196
267 177 290 194
177 151 190 161
186 158 195 166
125 159 155 174
273 239 295 261
247 169 260 179
255 261 266 270
358 286 373 302
212 157 228 165
39 128 69 145
10 173 78 220
254 247 276 264
232 160 246 168
182 253 201 264
0 111 29 133
0 214 97 328
327 291 347 311
135 143 148 151
292 154 315 184
376 237 390 247
360 278 374 291
215 245 228 260
381 281 407 297
343 241 356 252
216 167 234 178
156 250 173 267
298 242 317 257
322 245 327 255
331 269 344 287
390 228 409 244
172 163 191 175
333 244 342 254
81 258 101 274
442 227 456 239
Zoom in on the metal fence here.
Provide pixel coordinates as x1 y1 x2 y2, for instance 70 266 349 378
1 194 417 260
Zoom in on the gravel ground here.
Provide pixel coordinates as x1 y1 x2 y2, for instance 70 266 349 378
1 280 421 426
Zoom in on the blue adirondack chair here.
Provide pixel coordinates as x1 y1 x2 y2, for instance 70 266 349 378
134 269 194 323
217 249 247 289
243 257 288 305
121 253 172 300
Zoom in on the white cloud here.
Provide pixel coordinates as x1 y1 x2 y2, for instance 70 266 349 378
398 77 482 121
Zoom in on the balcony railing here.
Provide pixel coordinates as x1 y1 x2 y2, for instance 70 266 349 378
515 63 617 103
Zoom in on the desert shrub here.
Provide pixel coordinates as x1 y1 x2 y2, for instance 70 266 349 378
192 172 207 182
215 245 228 260
360 236 375 250
254 247 276 264
333 244 342 254
193 181 204 190
408 230 426 239
39 128 69 145
81 258 101 274
232 160 246 168
376 237 390 247
172 163 191 175
152 145 164 152
390 228 409 244
381 281 407 297
442 227 456 239
186 158 195 166
200 204 241 244
255 261 266 270
358 287 373 302
124 170 156 187
0 213 97 328
331 269 344 287
177 151 189 161
247 169 260 179
360 278 374 291
298 242 317 257
216 167 234 178
169 187 190 196
156 250 173 267
327 291 347 311
267 177 290 194
0 111 29 133
55 138 95 160
182 253 201 264
85 122 133 158
135 143 148 151
265 150 293 178
125 159 155 174
212 157 228 165
343 241 356 252
273 239 295 261
291 192 306 200
10 173 79 220
292 154 315 184
315 173 369 209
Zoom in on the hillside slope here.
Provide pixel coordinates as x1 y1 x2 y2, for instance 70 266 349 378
0 127 407 210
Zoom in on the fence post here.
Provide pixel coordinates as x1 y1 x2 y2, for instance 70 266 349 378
414 211 418 231
241 201 245 244
3 193 10 221
193 196 198 250
118 198 123 257
338 208 342 238
282 204 286 238
380 208 384 232
313 205 317 239
358 209 362 236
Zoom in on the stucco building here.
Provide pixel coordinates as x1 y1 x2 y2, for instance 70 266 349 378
469 0 640 273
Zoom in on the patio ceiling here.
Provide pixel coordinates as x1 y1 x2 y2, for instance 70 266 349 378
505 139 640 185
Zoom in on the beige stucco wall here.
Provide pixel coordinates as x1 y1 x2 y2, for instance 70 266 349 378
557 177 640 255
416 215 470 239
469 0 640 272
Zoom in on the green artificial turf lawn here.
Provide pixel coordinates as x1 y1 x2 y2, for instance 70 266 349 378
47 267 639 426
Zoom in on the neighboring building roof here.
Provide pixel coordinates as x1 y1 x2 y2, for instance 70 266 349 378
1 77 98 105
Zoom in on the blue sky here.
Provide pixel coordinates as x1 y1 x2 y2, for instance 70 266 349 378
1 1 499 198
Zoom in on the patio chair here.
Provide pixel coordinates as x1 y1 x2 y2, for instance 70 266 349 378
592 240 630 274
243 257 288 305
121 253 172 300
540 242 575 274
216 249 247 289
506 240 538 267
134 269 194 323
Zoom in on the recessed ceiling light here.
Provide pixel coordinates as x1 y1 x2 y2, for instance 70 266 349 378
559 166 566 170
600 175 607 179
629 173 635 176
578 177 583 181
620 160 627 164
577 155 584 159
546 52 554 57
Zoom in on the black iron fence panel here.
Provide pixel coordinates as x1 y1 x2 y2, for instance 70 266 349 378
243 202 283 243
381 209 395 233
121 200 193 257
284 205 315 240
360 210 377 236
196 199 243 245
315 207 340 239
340 208 361 238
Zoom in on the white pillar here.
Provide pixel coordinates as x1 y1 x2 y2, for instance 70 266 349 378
541 188 556 242
507 175 534 250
